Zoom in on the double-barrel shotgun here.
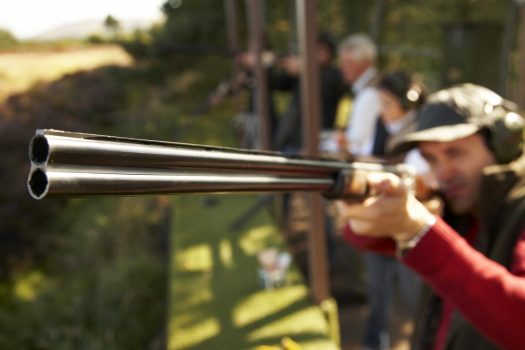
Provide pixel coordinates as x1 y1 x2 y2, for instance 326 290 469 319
27 129 416 200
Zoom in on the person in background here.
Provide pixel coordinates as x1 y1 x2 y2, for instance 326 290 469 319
328 33 380 308
318 32 347 132
360 70 429 350
209 50 279 150
338 83 525 349
336 33 381 157
272 31 345 154
271 32 344 221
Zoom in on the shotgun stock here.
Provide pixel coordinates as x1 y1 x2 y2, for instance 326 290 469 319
27 129 416 200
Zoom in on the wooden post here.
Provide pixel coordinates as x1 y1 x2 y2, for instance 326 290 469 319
369 0 387 44
246 0 271 150
517 2 525 108
224 0 239 53
224 0 242 112
498 0 519 97
296 0 330 304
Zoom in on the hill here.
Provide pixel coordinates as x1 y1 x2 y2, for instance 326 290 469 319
33 18 159 41
0 44 132 102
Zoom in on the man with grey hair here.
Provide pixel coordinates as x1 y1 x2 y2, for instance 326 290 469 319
336 33 386 350
337 33 381 157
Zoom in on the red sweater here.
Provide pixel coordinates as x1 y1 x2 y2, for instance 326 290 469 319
343 217 525 349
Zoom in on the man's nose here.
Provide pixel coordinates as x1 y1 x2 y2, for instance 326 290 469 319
435 160 456 183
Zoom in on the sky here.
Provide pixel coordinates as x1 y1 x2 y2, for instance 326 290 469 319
0 0 169 39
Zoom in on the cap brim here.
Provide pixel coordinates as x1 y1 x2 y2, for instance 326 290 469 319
392 123 480 153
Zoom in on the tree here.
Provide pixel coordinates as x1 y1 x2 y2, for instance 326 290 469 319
0 28 17 50
104 15 121 38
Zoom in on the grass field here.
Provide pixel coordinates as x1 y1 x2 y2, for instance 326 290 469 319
0 44 132 102
161 85 339 349
169 195 338 350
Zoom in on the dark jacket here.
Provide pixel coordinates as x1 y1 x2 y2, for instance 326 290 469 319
413 155 525 350
371 110 418 162
272 65 344 151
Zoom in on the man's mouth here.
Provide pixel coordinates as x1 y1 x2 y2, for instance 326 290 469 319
443 183 465 200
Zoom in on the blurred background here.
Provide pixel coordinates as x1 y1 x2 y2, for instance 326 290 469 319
1 0 524 349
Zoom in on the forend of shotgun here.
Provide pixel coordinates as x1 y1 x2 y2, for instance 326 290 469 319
323 166 417 201
26 129 417 200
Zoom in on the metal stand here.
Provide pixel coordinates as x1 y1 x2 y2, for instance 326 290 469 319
229 194 281 230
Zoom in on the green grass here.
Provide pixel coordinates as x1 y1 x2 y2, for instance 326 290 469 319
169 194 338 350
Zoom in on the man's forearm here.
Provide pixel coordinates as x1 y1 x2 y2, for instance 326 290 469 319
342 223 396 255
403 218 525 349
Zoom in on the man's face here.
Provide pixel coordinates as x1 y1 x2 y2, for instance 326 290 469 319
317 43 332 66
338 50 367 83
419 134 497 214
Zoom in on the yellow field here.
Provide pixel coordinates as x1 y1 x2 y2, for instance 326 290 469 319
0 45 133 102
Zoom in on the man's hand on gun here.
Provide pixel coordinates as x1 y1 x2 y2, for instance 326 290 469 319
336 171 437 244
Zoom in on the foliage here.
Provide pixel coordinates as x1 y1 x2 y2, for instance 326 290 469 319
120 0 231 60
0 251 165 350
0 28 17 49
0 52 177 348
0 51 184 274
119 0 509 91
104 15 121 33
118 28 155 59
157 0 227 51
378 0 507 89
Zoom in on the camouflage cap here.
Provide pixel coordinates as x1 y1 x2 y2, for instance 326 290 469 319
392 83 517 152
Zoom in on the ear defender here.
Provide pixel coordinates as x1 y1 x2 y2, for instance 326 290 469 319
379 71 423 111
404 85 422 110
490 111 525 163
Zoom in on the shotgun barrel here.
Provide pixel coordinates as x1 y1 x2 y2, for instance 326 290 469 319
27 129 416 200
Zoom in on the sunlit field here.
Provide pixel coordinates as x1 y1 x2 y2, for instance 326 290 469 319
169 195 338 350
0 44 132 102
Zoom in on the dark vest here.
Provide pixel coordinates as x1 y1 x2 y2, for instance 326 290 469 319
371 111 418 163
412 155 525 350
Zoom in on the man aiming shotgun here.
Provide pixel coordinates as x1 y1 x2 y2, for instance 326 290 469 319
27 83 525 349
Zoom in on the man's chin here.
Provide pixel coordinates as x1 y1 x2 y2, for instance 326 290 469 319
445 198 472 215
